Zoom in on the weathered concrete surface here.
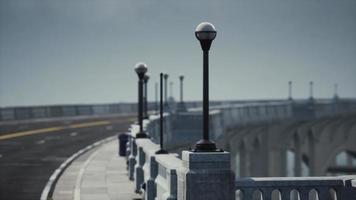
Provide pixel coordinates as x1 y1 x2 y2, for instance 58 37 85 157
178 151 235 200
218 114 356 178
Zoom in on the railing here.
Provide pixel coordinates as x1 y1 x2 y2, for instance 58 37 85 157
126 122 183 200
235 176 356 200
2 98 355 122
122 100 356 200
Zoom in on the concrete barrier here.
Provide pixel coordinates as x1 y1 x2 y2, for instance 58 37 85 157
123 101 356 200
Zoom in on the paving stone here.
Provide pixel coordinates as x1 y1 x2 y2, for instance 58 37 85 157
53 139 142 200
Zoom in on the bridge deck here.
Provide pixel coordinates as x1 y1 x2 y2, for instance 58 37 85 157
53 139 141 200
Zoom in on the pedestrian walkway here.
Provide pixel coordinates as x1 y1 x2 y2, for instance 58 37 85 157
52 139 141 200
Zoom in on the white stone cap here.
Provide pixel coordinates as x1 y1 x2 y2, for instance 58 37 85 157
129 124 140 137
182 150 230 162
135 138 160 155
155 154 183 171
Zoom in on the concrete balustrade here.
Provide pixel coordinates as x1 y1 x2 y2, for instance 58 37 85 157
155 154 181 200
1 99 356 122
123 102 356 200
235 176 356 200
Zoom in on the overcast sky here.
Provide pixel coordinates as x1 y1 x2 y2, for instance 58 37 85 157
0 0 355 107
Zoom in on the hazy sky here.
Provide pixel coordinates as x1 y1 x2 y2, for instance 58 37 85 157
0 0 355 107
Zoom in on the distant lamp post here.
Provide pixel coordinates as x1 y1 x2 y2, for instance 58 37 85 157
155 82 159 114
156 73 168 154
169 81 173 98
309 81 314 101
135 62 148 138
333 83 339 100
177 75 187 112
143 74 150 119
164 74 169 110
288 81 293 100
193 22 218 152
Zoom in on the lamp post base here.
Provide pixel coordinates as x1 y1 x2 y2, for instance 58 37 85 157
155 149 168 154
193 139 220 152
136 132 148 139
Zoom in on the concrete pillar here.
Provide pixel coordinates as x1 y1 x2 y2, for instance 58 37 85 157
308 130 315 176
178 151 235 200
239 142 247 177
294 133 302 176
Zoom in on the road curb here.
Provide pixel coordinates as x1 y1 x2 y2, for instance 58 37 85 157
40 136 117 200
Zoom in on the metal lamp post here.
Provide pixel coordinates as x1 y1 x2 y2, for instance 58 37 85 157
143 74 150 119
156 73 168 154
309 81 314 101
193 22 218 152
164 74 169 110
179 75 184 103
177 75 187 112
135 62 148 138
334 83 339 100
155 82 159 114
288 81 293 100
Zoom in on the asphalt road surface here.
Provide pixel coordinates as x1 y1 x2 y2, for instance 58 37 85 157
0 115 135 200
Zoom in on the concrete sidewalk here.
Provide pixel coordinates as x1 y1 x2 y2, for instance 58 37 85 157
52 139 141 200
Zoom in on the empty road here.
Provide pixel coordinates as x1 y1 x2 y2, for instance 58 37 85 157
0 115 135 200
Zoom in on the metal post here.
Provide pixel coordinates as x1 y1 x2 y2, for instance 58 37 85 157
156 73 168 154
134 62 148 138
164 74 169 110
180 76 184 103
203 50 209 141
288 81 292 100
193 22 217 152
309 81 314 100
137 81 140 124
144 78 148 119
334 84 338 98
155 82 158 114
139 79 144 134
169 81 173 98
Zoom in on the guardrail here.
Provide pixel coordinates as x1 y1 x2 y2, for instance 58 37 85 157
2 98 356 122
121 101 356 200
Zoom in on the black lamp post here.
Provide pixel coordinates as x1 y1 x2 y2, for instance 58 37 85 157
309 81 314 101
144 74 150 119
288 81 293 100
155 82 159 114
334 83 339 100
135 62 148 138
193 22 218 152
177 75 187 112
156 73 168 154
164 74 169 109
179 75 184 103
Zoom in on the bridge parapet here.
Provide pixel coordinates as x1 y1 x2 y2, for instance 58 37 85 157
235 176 356 200
123 104 356 200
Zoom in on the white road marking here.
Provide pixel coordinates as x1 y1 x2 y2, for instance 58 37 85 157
37 140 46 145
70 132 78 137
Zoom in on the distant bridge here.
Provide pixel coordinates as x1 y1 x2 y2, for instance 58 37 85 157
126 97 356 200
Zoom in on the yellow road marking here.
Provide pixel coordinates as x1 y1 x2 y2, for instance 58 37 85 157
68 121 110 129
0 120 111 141
0 127 64 140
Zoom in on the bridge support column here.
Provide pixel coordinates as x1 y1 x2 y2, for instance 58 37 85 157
178 151 235 200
